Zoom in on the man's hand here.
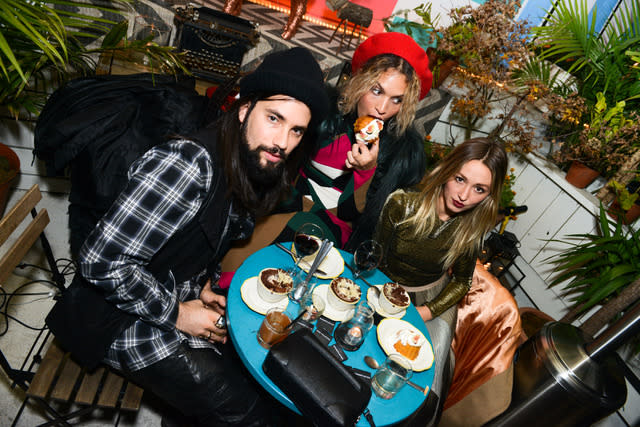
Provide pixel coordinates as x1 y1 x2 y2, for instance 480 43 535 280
176 298 227 344
345 142 379 170
200 279 226 315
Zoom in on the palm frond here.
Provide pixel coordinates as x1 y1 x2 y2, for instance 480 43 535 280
1 0 187 117
547 204 640 316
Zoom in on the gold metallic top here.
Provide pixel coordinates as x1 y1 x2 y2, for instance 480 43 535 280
374 190 477 317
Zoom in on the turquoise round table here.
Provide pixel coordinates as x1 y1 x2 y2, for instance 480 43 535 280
226 243 435 426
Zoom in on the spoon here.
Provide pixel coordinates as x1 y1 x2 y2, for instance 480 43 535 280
274 242 328 276
364 355 429 395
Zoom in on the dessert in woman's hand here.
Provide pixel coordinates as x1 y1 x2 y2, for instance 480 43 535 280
354 115 384 148
392 328 425 361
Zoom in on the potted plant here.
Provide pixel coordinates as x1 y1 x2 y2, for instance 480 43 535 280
531 0 640 114
548 204 640 337
432 0 569 155
1 0 187 119
551 92 640 187
382 3 458 88
607 179 640 225
0 142 20 216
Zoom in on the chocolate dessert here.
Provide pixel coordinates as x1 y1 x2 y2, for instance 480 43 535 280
383 283 410 307
259 268 293 294
330 277 361 303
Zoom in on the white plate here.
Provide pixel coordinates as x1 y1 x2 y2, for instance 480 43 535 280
376 318 434 372
291 245 344 279
240 276 289 315
312 284 355 322
366 286 407 319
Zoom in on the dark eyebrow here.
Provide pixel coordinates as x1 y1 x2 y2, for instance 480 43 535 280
264 108 284 120
265 107 307 133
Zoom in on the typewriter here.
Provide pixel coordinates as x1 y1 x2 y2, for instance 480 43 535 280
174 5 259 83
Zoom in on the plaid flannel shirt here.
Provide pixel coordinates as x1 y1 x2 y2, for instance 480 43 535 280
79 139 221 371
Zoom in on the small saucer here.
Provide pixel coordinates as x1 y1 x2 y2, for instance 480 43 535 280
312 285 355 322
377 318 434 372
291 245 344 279
240 276 289 315
366 286 407 319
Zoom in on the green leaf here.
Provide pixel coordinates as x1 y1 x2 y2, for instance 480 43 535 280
101 21 128 48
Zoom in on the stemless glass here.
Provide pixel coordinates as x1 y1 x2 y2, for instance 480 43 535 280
371 354 413 399
352 240 383 282
293 223 323 272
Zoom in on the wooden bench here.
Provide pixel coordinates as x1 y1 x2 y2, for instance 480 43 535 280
0 185 143 425
26 339 144 412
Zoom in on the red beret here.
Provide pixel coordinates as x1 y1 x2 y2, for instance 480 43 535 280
351 32 432 99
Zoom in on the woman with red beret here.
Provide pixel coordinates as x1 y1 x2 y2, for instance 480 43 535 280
221 32 431 272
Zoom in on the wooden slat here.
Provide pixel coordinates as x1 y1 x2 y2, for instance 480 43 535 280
97 371 124 408
120 382 144 411
27 340 65 398
50 355 82 401
0 208 49 284
75 367 106 405
0 184 41 246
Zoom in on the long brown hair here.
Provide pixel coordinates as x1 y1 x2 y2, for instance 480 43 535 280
338 55 421 137
215 93 315 217
405 138 508 267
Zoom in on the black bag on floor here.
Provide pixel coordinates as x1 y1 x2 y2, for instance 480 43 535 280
262 329 372 426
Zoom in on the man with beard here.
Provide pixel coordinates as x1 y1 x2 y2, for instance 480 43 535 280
53 48 328 426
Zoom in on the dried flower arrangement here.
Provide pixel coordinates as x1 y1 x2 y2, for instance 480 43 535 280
434 0 540 152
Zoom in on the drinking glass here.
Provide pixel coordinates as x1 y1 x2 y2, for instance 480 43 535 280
299 291 326 322
293 223 323 272
257 307 291 349
334 301 374 351
352 240 383 282
371 354 413 399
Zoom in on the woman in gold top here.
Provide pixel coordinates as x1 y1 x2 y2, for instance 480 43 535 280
374 137 507 423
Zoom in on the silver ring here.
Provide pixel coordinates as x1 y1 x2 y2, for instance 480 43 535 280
215 315 226 329
207 330 212 340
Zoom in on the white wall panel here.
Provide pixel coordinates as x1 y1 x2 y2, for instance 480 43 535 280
507 177 562 251
532 206 598 283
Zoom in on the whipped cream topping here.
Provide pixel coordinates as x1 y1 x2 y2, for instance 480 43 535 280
393 328 425 347
331 277 361 302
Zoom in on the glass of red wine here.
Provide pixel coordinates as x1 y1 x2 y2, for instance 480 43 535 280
293 223 324 273
352 240 383 282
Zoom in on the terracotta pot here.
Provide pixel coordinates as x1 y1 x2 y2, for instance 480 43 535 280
565 161 600 189
0 142 20 217
607 200 640 225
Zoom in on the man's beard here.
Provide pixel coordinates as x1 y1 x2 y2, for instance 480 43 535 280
239 138 287 186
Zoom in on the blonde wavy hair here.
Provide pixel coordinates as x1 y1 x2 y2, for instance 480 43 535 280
338 55 421 137
404 138 508 268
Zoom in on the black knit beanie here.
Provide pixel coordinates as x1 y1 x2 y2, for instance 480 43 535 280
239 47 329 124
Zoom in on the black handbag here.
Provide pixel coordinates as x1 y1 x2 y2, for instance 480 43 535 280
262 329 373 426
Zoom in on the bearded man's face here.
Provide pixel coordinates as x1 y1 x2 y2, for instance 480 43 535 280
237 95 311 183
